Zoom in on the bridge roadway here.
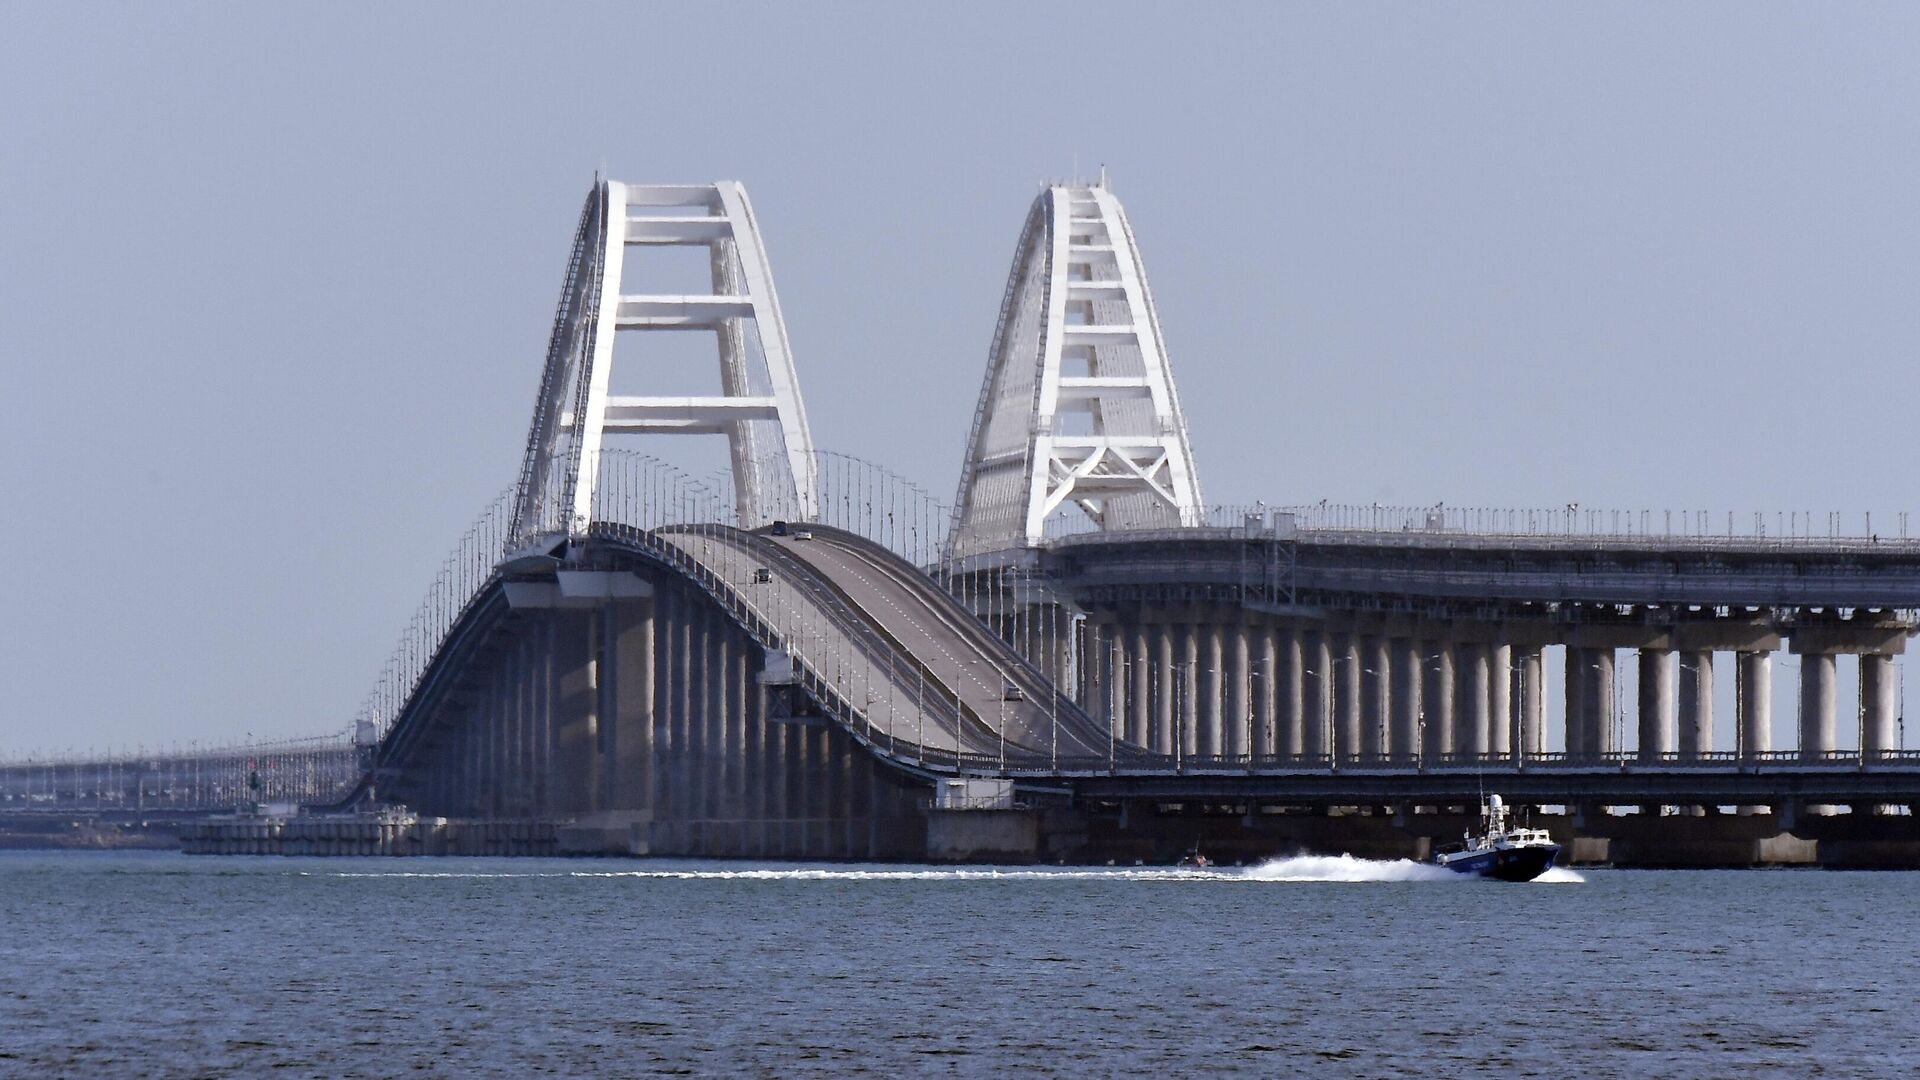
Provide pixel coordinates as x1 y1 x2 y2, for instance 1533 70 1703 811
652 523 1117 767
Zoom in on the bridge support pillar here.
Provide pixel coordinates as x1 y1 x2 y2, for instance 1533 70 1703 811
1799 650 1839 817
1362 636 1391 759
1277 628 1304 758
1302 631 1331 760
550 611 600 816
1227 626 1251 759
1678 651 1714 760
1334 633 1362 763
1638 649 1676 763
1252 626 1278 759
1456 642 1490 759
1513 646 1543 761
606 600 653 813
1799 651 1838 762
1862 653 1898 760
1128 622 1151 750
1389 638 1420 762
1737 650 1773 816
1568 647 1616 759
1421 643 1453 765
1488 644 1511 760
1737 650 1773 761
1565 647 1587 758
1153 623 1175 757
1179 624 1201 759
1200 625 1224 758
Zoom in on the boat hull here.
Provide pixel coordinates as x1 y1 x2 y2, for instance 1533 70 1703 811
1435 843 1560 882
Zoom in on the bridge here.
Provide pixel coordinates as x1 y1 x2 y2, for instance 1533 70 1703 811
17 175 1920 866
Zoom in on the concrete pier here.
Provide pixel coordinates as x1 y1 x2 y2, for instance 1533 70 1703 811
1390 637 1420 760
1863 653 1898 758
1565 647 1588 756
1227 626 1251 758
1638 649 1675 762
1277 629 1304 757
1678 651 1713 759
1334 634 1363 762
1199 624 1223 757
1456 641 1490 758
1302 632 1331 758
1421 644 1453 762
1363 636 1391 758
1799 652 1838 761
1738 650 1773 759
1488 644 1512 759
1153 624 1174 755
1514 646 1543 760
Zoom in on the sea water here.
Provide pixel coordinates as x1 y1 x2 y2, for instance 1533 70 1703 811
0 850 1912 1077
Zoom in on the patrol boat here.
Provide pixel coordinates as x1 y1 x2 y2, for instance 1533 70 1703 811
1430 795 1560 881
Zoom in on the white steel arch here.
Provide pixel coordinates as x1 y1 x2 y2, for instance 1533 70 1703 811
947 181 1205 558
510 178 819 543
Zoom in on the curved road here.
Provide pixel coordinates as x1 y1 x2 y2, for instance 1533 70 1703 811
657 523 1126 768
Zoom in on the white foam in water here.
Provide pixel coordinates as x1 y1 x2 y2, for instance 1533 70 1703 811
1236 854 1461 883
306 859 1584 884
1534 866 1586 884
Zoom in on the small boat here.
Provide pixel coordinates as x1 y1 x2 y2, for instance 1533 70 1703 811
1175 846 1212 868
1431 795 1560 882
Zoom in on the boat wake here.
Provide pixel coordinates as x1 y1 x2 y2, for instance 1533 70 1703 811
1236 854 1460 883
1534 866 1586 884
297 858 1586 884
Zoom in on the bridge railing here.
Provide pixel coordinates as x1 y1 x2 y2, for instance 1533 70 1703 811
354 488 516 745
1036 501 1920 552
0 733 359 810
867 748 1920 778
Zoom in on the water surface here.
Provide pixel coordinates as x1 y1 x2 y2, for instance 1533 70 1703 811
0 851 1911 1076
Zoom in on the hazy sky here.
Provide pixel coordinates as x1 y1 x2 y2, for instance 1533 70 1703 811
6 3 1920 753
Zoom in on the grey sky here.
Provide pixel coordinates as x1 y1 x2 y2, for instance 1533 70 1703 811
5 3 1919 753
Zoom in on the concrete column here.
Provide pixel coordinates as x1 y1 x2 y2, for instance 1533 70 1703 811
1564 647 1588 757
1129 623 1151 749
610 600 655 811
1277 628 1304 758
1637 649 1676 763
551 611 598 815
1081 619 1105 716
1678 651 1713 759
1421 643 1454 763
1488 644 1512 759
534 618 555 816
1153 623 1175 756
1587 648 1617 756
673 591 695 826
1227 626 1251 759
727 635 749 827
1456 641 1490 758
1363 637 1392 759
1799 651 1837 761
1200 624 1224 758
1390 638 1421 762
1334 634 1363 762
1737 650 1772 759
1253 626 1278 759
1515 646 1543 760
1179 625 1201 759
1862 653 1898 758
1302 631 1331 759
